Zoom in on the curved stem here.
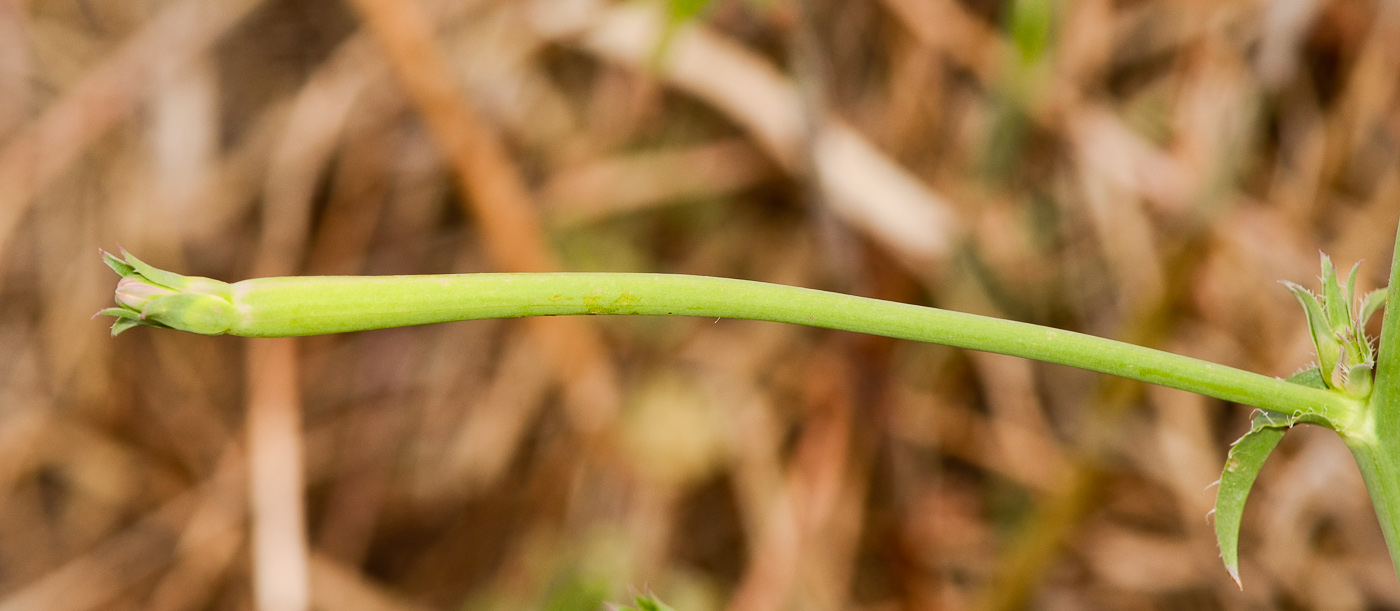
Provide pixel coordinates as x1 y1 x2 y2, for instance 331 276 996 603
1360 222 1400 581
229 272 1358 420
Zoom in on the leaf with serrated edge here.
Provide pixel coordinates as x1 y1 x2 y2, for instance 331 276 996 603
1343 263 1372 362
1362 289 1387 327
1322 254 1350 331
1285 367 1327 389
1342 326 1374 373
1215 410 1299 587
1344 262 1361 317
1286 282 1341 387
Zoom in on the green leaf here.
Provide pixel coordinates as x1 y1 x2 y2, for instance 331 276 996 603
1362 289 1387 327
1344 262 1362 315
1321 254 1351 332
1343 326 1375 374
1215 410 1299 588
1286 282 1341 387
1285 367 1327 389
1341 263 1373 364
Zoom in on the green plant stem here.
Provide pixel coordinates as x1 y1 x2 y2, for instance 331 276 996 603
1346 442 1400 579
1360 225 1400 580
225 273 1357 420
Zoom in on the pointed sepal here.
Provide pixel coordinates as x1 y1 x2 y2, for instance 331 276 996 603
97 249 238 336
119 247 193 291
110 316 144 336
101 249 136 276
94 307 138 320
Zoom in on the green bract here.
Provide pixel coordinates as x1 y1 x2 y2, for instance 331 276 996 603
1284 254 1387 399
98 249 239 336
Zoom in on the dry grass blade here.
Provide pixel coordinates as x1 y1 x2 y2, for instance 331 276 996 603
541 1 961 271
348 0 622 433
541 139 776 228
0 0 266 276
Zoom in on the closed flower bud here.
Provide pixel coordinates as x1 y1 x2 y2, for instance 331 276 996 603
98 249 238 336
115 275 178 311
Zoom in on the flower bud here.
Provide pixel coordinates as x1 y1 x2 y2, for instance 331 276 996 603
140 292 238 335
115 276 178 311
99 249 238 336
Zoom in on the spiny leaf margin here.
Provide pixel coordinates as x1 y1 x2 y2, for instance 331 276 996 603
1213 367 1324 588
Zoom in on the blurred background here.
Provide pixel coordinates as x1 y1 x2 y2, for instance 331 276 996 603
3 0 1400 609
